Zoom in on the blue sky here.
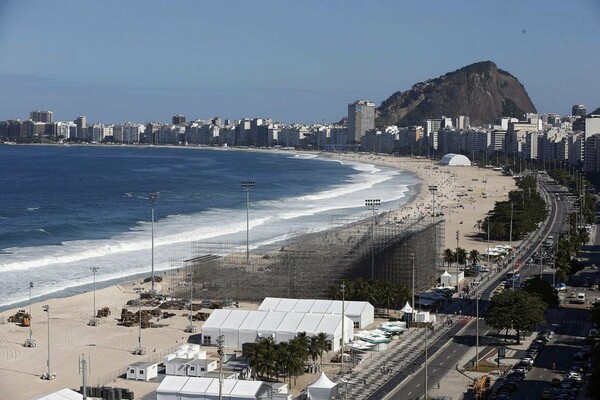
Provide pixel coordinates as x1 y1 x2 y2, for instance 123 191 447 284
0 0 599 124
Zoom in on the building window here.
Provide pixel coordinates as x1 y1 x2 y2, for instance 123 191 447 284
129 369 135 374
353 322 359 328
190 366 195 371
140 371 144 374
201 367 205 371
203 336 211 344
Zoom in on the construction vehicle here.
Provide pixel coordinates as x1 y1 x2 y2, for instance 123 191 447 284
8 309 31 327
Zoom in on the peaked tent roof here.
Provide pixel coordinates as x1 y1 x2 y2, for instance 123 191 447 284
400 302 413 313
441 271 452 277
309 372 337 389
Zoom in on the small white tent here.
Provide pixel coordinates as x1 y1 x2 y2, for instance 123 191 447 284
307 373 339 400
400 302 413 314
440 153 471 166
440 271 452 286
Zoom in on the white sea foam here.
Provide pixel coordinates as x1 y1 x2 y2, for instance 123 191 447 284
0 156 417 307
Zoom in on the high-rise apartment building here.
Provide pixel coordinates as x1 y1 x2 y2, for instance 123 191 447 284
30 110 53 123
75 116 87 139
348 100 375 143
172 115 186 125
572 104 587 117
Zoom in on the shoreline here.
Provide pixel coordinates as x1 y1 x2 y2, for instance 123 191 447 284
0 149 519 400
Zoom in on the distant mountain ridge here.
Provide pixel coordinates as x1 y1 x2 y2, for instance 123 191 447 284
376 61 537 127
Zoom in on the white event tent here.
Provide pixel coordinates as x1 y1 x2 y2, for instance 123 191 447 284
258 297 374 328
157 376 270 400
440 153 471 166
306 373 339 400
202 309 353 351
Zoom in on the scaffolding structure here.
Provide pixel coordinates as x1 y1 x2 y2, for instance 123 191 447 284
168 213 445 303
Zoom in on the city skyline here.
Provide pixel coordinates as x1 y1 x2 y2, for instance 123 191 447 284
0 0 599 123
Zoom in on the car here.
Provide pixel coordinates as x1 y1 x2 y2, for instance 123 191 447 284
541 390 551 399
569 292 577 298
513 366 528 374
552 377 562 386
536 335 549 342
521 357 534 365
480 266 490 272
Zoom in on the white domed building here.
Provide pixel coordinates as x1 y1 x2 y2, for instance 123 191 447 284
440 153 471 166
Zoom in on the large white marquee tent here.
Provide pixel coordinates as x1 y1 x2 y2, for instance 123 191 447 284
157 376 270 400
258 297 374 328
202 309 354 351
440 153 471 166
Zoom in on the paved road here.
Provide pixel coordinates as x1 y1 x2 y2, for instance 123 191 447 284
377 175 571 400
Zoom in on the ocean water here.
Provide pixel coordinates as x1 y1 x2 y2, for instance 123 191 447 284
0 145 418 308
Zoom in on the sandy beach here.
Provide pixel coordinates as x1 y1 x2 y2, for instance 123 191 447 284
0 153 518 400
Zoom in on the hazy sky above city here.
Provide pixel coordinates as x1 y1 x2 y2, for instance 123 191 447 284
0 0 599 124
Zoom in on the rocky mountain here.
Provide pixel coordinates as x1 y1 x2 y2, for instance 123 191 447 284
376 61 537 127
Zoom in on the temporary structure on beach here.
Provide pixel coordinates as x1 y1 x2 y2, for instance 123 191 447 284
440 271 452 286
201 309 353 351
127 361 158 381
33 388 83 400
440 153 472 166
156 376 273 400
307 372 339 400
258 297 374 328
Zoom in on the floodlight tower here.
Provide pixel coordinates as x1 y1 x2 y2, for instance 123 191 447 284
40 305 55 380
241 181 255 264
132 289 145 355
429 185 438 268
89 267 99 326
149 192 159 294
24 282 36 347
364 199 380 280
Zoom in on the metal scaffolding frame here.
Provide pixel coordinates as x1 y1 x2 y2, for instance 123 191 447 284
168 213 445 302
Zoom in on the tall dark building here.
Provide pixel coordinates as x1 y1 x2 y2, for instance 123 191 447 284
30 110 54 123
348 100 375 143
172 115 186 125
75 116 87 139
572 104 587 117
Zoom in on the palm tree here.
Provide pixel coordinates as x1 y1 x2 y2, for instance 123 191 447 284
442 248 455 268
308 336 321 373
468 249 481 267
247 337 278 381
314 332 329 369
456 247 468 267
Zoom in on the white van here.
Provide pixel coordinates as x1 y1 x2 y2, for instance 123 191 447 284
575 293 586 304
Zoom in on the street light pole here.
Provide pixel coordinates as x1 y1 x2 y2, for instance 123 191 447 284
25 282 36 347
476 293 479 371
365 199 380 280
41 305 54 380
509 203 513 249
411 254 415 323
341 282 346 374
425 318 428 400
90 267 99 326
487 218 491 271
148 192 159 294
241 181 255 264
456 230 460 290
